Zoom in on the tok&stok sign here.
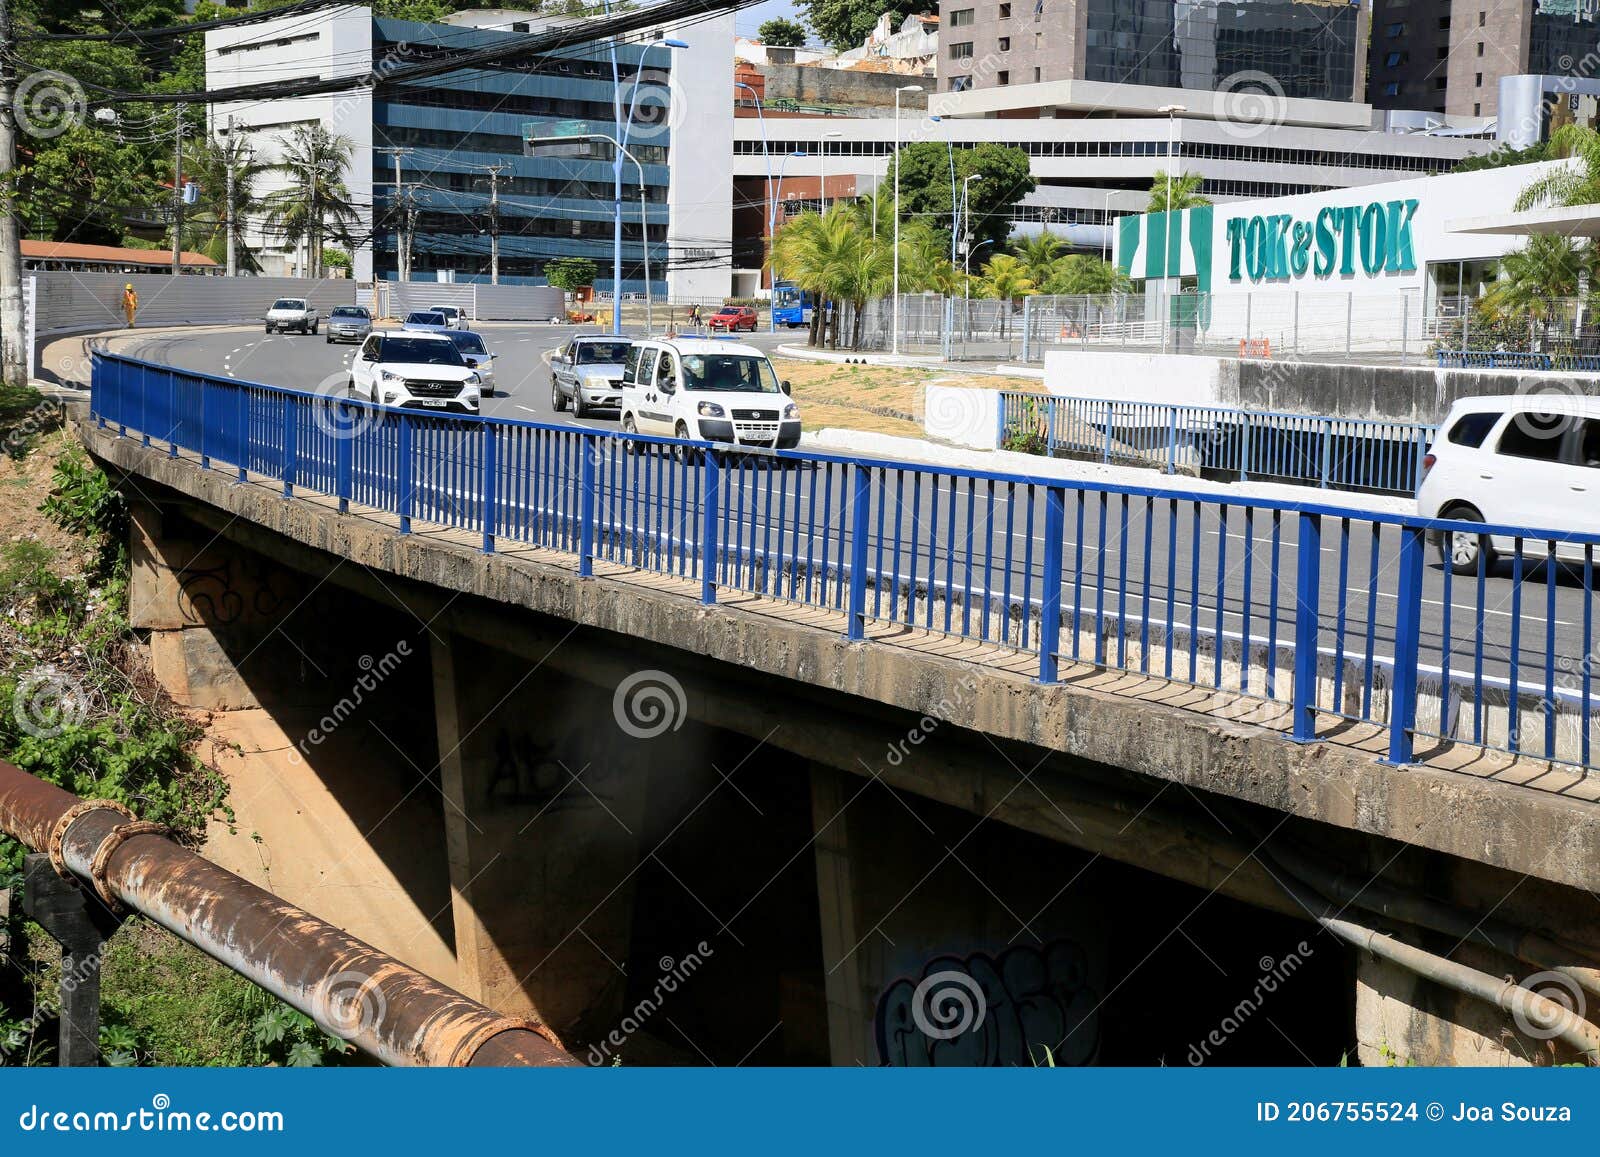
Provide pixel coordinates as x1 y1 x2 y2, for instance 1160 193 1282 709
1224 199 1418 282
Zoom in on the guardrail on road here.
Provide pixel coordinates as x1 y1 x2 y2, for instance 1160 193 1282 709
89 351 1600 774
998 393 1437 496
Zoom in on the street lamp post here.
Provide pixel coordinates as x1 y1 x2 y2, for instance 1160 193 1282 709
1157 103 1186 353
820 130 842 212
769 149 807 333
619 36 687 329
891 84 923 356
930 115 959 267
734 79 773 314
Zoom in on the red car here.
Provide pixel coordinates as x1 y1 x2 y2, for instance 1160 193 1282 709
706 305 758 332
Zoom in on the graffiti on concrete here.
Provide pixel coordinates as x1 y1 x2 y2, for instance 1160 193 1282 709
874 941 1100 1066
484 727 621 811
177 555 291 625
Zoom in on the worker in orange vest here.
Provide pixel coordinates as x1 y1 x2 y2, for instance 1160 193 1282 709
121 283 138 327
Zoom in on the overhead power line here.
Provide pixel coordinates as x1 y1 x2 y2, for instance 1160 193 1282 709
20 0 352 44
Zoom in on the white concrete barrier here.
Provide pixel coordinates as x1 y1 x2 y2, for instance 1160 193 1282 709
922 383 998 449
1043 350 1232 406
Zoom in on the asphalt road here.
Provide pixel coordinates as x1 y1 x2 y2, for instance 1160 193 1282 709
118 323 1598 739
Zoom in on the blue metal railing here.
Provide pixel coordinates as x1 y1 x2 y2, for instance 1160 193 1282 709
997 393 1437 496
1436 350 1600 373
91 351 1600 773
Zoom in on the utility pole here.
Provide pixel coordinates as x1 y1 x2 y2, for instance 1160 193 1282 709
475 162 506 285
224 114 236 277
375 146 412 281
0 0 26 386
171 105 184 276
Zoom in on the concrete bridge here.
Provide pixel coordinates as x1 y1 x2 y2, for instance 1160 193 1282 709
73 347 1600 1067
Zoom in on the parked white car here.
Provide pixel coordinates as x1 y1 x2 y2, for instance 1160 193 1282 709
1417 394 1600 572
429 305 468 329
619 338 799 448
348 330 482 414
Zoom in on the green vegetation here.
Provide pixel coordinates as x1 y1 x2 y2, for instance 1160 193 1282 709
757 17 808 47
0 443 352 1067
545 256 600 291
883 140 1036 252
796 0 931 52
1146 170 1211 213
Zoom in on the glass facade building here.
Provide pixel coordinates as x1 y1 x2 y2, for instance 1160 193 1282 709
1082 0 1362 101
1529 0 1600 76
372 18 671 290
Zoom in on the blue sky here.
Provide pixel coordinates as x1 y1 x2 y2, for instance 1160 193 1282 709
734 0 805 40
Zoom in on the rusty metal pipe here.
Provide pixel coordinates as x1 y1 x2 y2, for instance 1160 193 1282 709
0 759 577 1067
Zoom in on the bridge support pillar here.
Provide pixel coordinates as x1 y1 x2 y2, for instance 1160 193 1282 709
430 631 648 1038
810 765 872 1067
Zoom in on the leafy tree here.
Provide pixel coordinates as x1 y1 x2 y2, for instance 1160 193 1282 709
1513 123 1600 210
1147 171 1210 213
1482 234 1593 348
797 0 931 53
545 256 599 291
263 125 361 279
1013 230 1063 286
758 17 808 47
883 140 1035 253
183 133 269 272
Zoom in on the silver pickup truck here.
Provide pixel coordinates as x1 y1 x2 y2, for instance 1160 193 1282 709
265 297 319 335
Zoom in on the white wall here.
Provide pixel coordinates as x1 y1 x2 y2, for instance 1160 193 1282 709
207 5 375 282
1042 351 1228 405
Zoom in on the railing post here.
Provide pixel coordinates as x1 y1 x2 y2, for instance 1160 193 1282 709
198 378 209 470
335 402 352 514
701 449 720 604
1239 415 1251 481
578 435 596 578
1319 419 1333 488
167 370 178 458
1038 485 1067 682
1385 524 1426 765
1102 400 1112 463
281 393 297 499
481 422 497 554
846 462 872 640
140 365 150 448
235 384 248 483
1021 294 1033 362
1166 407 1178 473
396 413 413 535
1292 511 1322 742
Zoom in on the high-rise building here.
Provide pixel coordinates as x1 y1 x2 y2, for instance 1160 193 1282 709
938 0 1366 102
1368 0 1451 114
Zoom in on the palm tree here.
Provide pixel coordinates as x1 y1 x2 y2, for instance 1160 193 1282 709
1482 234 1592 349
898 221 963 295
187 133 269 273
1146 171 1210 213
771 206 853 346
264 125 361 279
1512 123 1600 211
1013 229 1062 286
1042 254 1131 296
978 253 1035 337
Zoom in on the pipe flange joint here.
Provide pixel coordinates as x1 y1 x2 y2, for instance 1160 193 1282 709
447 1016 565 1067
87 820 167 913
46 799 135 880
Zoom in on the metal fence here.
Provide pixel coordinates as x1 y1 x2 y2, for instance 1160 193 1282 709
847 290 1600 368
91 350 1600 773
998 393 1437 496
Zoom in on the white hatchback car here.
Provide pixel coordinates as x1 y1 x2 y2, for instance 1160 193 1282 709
619 338 799 448
1417 394 1600 572
348 330 483 414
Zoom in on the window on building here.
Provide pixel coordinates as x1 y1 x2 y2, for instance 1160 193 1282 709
1385 51 1404 67
1473 101 1481 114
949 41 974 59
1439 15 1450 29
949 76 971 92
1479 10 1485 25
1384 82 1399 96
949 7 974 26
998 36 1010 51
997 70 1010 85
1475 72 1482 86
1476 42 1484 56
1386 22 1404 36
1033 66 1041 82
999 2 1011 17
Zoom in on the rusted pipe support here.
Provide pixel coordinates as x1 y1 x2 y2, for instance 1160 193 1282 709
0 759 578 1067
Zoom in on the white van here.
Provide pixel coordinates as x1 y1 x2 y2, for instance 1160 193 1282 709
1416 394 1600 572
618 338 800 449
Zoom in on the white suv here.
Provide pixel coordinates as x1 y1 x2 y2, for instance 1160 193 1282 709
348 330 483 414
619 338 799 448
1417 394 1600 572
